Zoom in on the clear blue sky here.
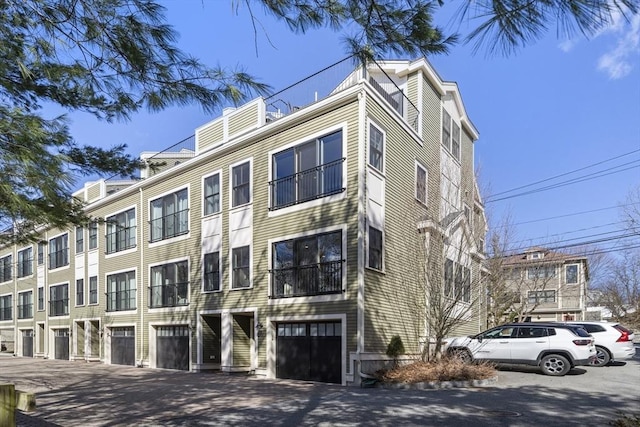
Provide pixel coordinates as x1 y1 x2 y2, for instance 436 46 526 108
65 1 640 259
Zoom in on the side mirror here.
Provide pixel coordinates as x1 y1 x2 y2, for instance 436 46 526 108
477 336 483 343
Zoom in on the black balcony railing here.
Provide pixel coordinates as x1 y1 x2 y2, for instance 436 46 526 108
0 306 11 321
106 226 137 254
149 282 189 308
49 299 69 317
48 248 69 270
17 303 33 319
106 289 136 312
269 158 345 210
270 260 343 298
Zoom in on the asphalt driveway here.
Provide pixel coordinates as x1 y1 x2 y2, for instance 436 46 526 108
1 352 639 427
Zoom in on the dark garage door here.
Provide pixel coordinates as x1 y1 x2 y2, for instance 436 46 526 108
111 327 135 366
157 326 189 370
276 322 341 384
54 329 69 360
22 330 33 358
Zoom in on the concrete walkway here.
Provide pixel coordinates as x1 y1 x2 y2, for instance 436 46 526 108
1 354 639 426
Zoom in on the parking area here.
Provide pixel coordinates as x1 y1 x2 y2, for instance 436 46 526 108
1 350 639 426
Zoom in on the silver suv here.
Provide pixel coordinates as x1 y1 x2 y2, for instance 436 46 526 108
444 322 596 376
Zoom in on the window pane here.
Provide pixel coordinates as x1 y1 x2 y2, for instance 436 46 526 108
369 125 384 170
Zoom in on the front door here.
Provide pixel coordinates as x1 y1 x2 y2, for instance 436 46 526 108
54 329 69 360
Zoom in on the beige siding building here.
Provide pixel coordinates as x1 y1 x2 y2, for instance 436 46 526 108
0 57 486 385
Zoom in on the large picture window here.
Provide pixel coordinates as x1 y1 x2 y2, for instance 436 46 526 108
106 208 136 254
150 189 189 242
0 295 12 321
271 230 343 298
48 234 69 269
203 252 220 292
270 130 344 210
106 271 136 312
204 173 221 215
150 261 188 308
49 284 69 316
18 291 33 319
17 247 33 278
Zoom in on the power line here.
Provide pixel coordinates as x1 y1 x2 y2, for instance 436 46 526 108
487 148 640 199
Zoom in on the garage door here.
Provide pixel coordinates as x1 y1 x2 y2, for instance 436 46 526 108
54 329 69 360
111 327 135 366
276 322 341 384
157 326 189 370
22 330 33 358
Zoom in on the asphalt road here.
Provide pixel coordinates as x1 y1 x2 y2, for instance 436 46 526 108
1 350 639 427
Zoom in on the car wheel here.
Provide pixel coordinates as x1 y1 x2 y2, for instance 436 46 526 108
450 348 473 363
590 346 611 367
540 354 571 376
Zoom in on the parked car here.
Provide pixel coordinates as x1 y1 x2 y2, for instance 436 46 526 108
557 321 635 366
443 322 596 376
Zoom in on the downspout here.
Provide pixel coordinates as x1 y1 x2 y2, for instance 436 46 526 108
139 186 145 367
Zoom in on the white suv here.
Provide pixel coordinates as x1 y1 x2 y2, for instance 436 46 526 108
559 321 636 366
444 322 596 376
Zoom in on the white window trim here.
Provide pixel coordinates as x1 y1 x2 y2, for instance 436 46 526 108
202 169 223 217
104 267 138 314
565 263 580 284
147 184 191 248
47 232 70 273
148 257 190 313
74 278 85 308
415 161 428 206
229 158 253 211
202 250 223 294
267 123 348 218
88 276 99 306
16 246 34 280
267 224 347 305
229 244 252 291
367 119 386 174
88 220 99 252
105 204 138 258
47 282 70 320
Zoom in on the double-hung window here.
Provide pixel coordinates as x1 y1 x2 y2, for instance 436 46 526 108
150 261 188 308
416 163 427 205
369 124 384 171
204 173 221 215
18 291 33 319
106 271 136 312
89 276 98 305
106 208 136 254
37 287 44 311
76 227 84 253
48 234 69 269
368 227 383 270
76 279 84 306
270 130 343 210
37 243 45 266
204 252 220 292
232 246 250 289
442 108 461 161
232 162 250 207
0 295 12 321
444 258 471 303
0 255 12 282
271 231 343 298
150 189 189 242
17 247 33 278
89 221 98 250
49 284 69 316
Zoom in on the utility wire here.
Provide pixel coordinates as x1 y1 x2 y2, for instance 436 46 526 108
487 148 640 199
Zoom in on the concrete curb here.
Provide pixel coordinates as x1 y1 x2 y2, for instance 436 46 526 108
380 375 499 390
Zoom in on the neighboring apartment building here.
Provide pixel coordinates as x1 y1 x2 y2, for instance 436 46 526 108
0 57 486 385
500 247 589 322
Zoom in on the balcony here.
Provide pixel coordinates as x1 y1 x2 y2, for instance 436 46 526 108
49 299 69 317
270 260 343 298
149 210 189 243
149 282 189 308
269 158 345 210
17 303 33 319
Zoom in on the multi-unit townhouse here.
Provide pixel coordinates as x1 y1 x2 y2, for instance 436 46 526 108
0 56 486 385
500 247 589 322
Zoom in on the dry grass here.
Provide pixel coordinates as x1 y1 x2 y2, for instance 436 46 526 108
378 358 497 383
